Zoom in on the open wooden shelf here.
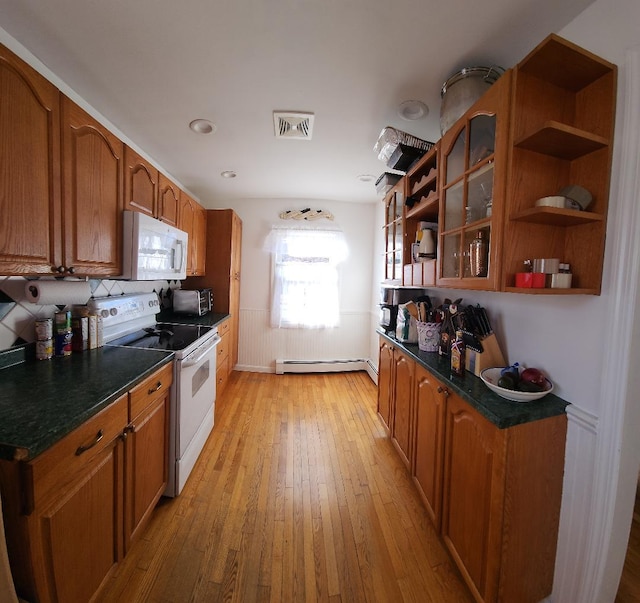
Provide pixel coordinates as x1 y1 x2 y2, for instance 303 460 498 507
510 206 604 226
514 121 608 160
505 286 599 295
407 192 439 218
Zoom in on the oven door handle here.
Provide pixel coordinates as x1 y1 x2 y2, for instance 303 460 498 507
181 334 221 366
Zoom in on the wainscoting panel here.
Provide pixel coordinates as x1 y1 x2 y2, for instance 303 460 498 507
236 308 372 373
551 405 599 601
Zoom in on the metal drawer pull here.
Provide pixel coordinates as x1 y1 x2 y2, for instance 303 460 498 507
148 381 162 394
75 429 104 456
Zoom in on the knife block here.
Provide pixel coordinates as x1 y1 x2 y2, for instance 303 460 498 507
465 333 506 377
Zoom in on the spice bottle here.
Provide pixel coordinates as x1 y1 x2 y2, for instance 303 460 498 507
450 330 466 377
469 230 488 277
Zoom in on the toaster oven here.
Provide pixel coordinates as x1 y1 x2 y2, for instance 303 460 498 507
172 288 212 316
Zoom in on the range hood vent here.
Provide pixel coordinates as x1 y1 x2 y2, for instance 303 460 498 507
273 111 314 140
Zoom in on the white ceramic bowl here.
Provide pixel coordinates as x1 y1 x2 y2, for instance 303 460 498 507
480 367 554 402
534 195 566 208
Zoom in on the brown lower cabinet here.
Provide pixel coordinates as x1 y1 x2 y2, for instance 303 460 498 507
0 363 171 603
378 335 567 603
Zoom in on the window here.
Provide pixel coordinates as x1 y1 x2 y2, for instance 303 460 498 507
265 227 348 329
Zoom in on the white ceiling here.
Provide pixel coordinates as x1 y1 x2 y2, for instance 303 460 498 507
0 0 595 206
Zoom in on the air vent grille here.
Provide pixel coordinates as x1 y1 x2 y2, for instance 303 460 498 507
273 111 314 140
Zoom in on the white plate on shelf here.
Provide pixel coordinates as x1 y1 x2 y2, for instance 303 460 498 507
480 367 553 402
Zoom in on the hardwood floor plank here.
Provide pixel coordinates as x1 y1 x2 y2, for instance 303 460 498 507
96 371 473 603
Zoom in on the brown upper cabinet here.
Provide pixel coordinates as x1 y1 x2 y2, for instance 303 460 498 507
396 34 616 295
124 145 158 218
438 71 512 291
179 192 206 277
157 172 181 227
0 45 62 275
0 44 124 277
60 97 124 276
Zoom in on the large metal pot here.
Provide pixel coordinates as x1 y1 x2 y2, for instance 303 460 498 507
439 66 504 135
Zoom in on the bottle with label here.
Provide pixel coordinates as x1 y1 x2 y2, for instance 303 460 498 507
469 230 489 277
450 330 466 377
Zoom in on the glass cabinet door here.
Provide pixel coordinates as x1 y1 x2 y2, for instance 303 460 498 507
437 71 510 290
383 187 404 283
439 114 496 284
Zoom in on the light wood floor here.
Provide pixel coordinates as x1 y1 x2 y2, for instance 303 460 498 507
97 371 472 603
616 485 640 602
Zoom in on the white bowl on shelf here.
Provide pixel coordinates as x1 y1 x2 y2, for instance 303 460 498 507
534 195 567 209
480 367 554 402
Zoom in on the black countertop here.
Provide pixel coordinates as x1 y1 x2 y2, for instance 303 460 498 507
379 330 569 429
0 345 174 462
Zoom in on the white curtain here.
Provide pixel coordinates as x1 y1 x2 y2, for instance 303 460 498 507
264 226 349 329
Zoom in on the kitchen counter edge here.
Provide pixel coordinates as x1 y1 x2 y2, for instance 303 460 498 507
0 346 175 462
378 330 569 429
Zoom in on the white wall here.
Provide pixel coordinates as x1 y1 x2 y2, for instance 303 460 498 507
220 198 377 372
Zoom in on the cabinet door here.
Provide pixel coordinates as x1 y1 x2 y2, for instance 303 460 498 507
124 145 158 217
157 172 180 226
377 338 394 433
179 193 197 276
438 72 511 291
391 351 414 469
61 97 123 276
193 203 207 276
124 393 169 551
38 435 124 603
441 392 505 603
382 186 405 283
412 365 446 528
229 212 242 367
0 45 62 275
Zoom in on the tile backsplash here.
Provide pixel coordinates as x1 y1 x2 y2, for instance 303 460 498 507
0 276 182 351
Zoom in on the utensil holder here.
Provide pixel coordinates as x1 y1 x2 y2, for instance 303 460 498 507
417 322 441 352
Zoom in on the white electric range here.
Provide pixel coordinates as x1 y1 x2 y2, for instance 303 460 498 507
89 293 220 497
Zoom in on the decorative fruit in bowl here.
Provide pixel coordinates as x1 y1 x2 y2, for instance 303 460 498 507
481 366 553 402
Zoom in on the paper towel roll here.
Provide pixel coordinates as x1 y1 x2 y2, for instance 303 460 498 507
24 280 92 305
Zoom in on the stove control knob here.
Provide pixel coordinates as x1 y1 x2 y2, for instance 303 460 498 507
101 309 109 318
110 308 118 316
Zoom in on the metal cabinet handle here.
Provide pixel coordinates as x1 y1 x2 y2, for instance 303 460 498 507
67 266 75 274
148 381 162 394
437 386 443 393
75 429 104 456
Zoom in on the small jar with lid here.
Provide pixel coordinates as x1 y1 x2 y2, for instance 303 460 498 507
551 263 572 288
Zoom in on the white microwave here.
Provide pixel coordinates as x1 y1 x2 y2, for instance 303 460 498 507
120 211 188 280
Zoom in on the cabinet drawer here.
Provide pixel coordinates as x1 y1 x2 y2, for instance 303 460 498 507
129 363 173 421
218 319 230 337
28 393 128 508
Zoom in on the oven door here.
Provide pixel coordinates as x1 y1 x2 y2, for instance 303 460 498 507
167 333 221 496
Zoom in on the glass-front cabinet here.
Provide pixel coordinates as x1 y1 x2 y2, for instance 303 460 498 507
437 71 512 290
382 184 405 283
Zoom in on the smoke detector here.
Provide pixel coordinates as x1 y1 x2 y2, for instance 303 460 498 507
273 111 314 140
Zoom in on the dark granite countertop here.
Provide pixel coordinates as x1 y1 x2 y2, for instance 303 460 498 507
0 346 174 462
379 331 569 429
157 310 230 328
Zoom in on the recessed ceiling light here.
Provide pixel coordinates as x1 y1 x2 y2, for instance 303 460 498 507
189 119 216 134
357 174 376 183
220 170 237 179
397 100 429 121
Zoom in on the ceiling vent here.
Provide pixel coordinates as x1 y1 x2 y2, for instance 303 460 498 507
273 111 314 140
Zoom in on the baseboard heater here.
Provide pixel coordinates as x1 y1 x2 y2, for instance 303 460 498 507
275 359 368 374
